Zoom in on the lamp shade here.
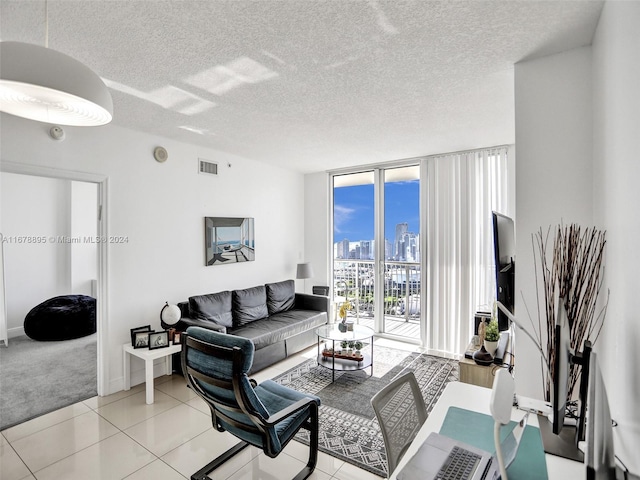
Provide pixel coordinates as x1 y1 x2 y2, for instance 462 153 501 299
160 302 181 326
0 41 113 126
296 262 314 279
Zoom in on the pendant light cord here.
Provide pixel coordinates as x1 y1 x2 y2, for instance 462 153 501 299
44 0 49 48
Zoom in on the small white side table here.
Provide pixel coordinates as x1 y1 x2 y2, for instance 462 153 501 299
123 342 182 404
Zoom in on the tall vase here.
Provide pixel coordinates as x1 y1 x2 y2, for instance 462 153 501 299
338 319 347 332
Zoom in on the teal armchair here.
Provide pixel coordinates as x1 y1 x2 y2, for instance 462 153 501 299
181 326 320 480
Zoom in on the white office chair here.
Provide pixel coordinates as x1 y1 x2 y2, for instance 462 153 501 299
371 372 428 476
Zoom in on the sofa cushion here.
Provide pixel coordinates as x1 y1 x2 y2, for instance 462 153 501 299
233 286 268 327
229 309 327 350
189 291 233 328
265 280 295 315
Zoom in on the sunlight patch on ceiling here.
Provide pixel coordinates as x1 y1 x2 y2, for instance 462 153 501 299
368 0 399 35
261 50 288 66
325 55 362 70
178 125 215 136
184 57 279 96
104 78 216 115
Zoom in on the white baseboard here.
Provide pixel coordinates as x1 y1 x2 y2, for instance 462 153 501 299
8 326 25 338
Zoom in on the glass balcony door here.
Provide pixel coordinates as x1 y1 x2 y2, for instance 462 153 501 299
333 171 376 329
332 166 421 342
379 166 421 341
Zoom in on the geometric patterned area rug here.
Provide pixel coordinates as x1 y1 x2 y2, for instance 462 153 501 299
272 345 459 477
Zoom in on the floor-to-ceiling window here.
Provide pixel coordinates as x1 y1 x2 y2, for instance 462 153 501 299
381 166 421 340
332 164 422 342
330 146 511 355
332 170 375 326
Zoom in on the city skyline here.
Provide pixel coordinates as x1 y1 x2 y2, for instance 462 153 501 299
334 180 420 261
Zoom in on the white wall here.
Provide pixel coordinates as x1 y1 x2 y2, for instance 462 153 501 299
70 181 98 295
0 173 71 335
592 1 640 465
0 116 305 394
514 46 594 400
515 2 640 468
303 172 330 294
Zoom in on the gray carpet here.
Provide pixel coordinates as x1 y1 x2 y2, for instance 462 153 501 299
272 345 459 477
0 334 97 431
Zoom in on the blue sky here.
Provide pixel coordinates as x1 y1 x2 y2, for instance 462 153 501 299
333 180 420 243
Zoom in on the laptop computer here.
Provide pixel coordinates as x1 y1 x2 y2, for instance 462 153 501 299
396 412 529 480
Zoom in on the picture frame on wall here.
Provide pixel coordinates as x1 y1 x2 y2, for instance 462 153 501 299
131 325 151 348
205 217 255 266
149 331 169 350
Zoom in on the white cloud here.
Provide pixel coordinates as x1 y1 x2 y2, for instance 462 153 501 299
333 204 355 234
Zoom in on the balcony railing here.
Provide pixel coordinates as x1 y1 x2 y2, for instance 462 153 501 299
333 260 421 328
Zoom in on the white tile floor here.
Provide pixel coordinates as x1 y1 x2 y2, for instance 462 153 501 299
1 339 418 480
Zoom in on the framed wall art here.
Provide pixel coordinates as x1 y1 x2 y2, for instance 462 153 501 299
205 217 255 266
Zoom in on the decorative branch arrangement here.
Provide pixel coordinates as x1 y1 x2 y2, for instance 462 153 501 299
533 224 608 402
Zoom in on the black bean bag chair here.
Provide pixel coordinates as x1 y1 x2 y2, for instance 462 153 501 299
24 295 96 341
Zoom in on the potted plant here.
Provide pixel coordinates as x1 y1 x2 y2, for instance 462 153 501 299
484 319 500 356
340 340 348 354
354 341 363 355
347 341 354 355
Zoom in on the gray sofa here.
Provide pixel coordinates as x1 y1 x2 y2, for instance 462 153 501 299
165 280 329 372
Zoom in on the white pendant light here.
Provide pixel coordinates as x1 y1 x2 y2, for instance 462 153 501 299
0 0 112 127
0 41 113 126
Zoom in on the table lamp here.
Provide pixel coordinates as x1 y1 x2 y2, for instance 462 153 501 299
296 263 314 279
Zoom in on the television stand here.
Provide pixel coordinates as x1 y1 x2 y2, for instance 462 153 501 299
537 415 584 462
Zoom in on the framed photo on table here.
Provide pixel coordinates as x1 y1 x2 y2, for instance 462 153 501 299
149 331 169 350
131 325 151 348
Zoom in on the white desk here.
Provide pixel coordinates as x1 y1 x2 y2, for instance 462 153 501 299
122 342 181 404
390 382 584 479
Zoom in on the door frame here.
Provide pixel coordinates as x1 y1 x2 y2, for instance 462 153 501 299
1 161 109 396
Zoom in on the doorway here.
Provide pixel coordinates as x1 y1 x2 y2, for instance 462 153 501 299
0 162 108 399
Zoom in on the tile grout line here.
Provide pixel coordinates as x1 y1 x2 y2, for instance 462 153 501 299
4 345 395 480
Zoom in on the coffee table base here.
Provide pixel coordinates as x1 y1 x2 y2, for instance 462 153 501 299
316 339 373 382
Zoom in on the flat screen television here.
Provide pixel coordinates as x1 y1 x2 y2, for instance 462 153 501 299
492 212 515 331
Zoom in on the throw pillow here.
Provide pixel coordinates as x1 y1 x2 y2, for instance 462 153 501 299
233 286 268 327
189 291 233 328
265 280 295 315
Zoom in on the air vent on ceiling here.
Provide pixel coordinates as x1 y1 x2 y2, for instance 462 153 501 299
199 158 218 176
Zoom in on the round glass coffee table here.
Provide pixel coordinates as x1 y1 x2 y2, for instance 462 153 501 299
316 323 374 382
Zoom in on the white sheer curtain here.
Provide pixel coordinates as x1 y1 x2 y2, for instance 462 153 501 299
423 146 511 357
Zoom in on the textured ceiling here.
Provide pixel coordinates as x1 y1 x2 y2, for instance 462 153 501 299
0 1 603 173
